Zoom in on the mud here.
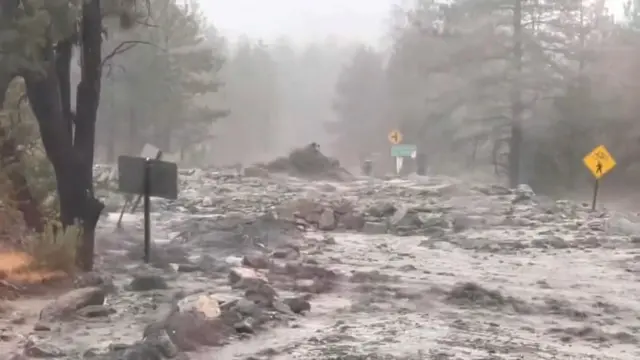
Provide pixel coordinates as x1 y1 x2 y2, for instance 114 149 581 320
2 170 640 359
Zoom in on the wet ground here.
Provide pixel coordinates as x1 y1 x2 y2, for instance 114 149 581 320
3 170 640 359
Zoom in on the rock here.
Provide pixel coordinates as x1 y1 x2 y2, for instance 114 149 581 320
176 263 202 273
24 341 66 358
332 200 354 215
73 272 116 293
33 322 52 331
177 294 221 320
318 209 337 230
284 296 311 314
229 267 267 285
272 246 300 260
244 282 278 305
77 305 116 318
362 222 387 234
452 215 485 233
128 274 169 291
165 311 233 350
340 212 366 231
242 252 270 269
233 298 260 316
10 311 26 324
513 184 535 203
111 331 180 360
547 236 569 249
367 202 396 217
295 279 319 292
390 206 409 225
244 166 269 178
291 198 323 223
7 354 28 360
233 319 255 334
39 287 105 322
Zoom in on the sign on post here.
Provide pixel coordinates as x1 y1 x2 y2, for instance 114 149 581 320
117 155 178 264
388 130 403 145
391 144 417 157
116 144 163 229
391 144 417 175
582 145 616 210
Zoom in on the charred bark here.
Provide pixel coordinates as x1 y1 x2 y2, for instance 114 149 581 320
54 39 74 137
73 0 105 271
509 0 524 188
24 0 106 271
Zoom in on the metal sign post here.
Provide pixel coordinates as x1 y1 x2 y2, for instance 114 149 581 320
582 145 616 211
143 158 151 263
118 155 178 263
391 144 417 175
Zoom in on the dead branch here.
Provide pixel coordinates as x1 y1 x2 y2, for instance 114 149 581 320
100 40 159 70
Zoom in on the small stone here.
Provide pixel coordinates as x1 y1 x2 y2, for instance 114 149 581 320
318 209 336 231
284 296 311 314
10 312 26 324
128 274 168 291
229 267 267 285
24 341 65 358
39 287 105 322
242 253 270 269
233 298 259 316
234 319 254 334
33 322 52 331
272 246 299 260
340 213 366 231
177 264 202 273
77 305 116 318
362 222 387 234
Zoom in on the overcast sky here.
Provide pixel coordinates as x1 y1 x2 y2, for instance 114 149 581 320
199 0 398 44
199 0 627 45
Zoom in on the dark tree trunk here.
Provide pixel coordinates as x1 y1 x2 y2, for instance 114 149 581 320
72 0 105 271
509 0 524 188
23 0 105 271
54 39 74 138
0 75 45 232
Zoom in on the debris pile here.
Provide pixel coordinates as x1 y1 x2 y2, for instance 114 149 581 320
250 143 352 181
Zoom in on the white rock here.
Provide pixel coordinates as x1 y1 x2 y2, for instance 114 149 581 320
177 294 221 320
228 267 267 285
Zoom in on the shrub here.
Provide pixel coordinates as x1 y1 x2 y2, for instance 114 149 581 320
25 221 81 273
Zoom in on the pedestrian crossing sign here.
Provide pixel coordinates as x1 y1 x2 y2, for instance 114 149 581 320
583 145 616 179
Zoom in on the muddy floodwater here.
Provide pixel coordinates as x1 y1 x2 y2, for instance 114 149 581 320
3 168 640 359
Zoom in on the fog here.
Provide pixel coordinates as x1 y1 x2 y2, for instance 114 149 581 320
93 0 640 195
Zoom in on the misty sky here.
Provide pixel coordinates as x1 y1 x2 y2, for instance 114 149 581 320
199 0 399 44
200 0 627 44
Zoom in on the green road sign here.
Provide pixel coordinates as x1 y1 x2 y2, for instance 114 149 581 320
391 144 417 157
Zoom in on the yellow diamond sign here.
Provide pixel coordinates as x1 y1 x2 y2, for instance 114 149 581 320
388 130 402 145
583 145 616 179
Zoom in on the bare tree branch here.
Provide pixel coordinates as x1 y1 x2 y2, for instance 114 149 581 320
100 40 159 70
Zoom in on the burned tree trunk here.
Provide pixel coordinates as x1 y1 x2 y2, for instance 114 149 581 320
508 0 524 188
23 0 105 271
73 0 105 270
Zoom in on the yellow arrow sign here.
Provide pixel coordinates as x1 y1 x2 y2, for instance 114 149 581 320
583 145 616 179
388 130 402 145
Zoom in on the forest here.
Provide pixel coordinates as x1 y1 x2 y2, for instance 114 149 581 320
2 0 640 270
